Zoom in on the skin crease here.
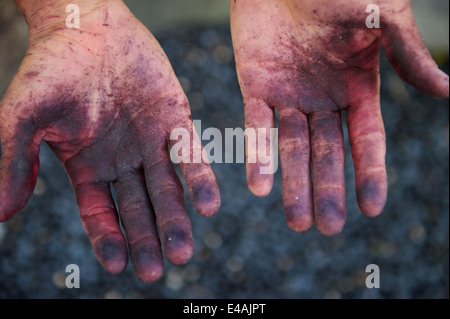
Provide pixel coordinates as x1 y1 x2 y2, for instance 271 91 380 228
231 0 449 235
0 0 220 283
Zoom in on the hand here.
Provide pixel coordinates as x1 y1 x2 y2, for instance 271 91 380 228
0 0 220 282
230 0 449 235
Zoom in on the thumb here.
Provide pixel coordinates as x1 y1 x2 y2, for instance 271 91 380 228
382 2 449 98
0 101 41 222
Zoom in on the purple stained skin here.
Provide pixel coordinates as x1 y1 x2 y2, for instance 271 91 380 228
0 0 220 282
0 0 448 283
231 0 449 235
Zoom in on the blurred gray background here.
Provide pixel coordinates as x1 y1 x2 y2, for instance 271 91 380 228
0 0 448 299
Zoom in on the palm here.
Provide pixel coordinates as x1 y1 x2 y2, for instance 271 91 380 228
231 0 449 235
0 4 220 282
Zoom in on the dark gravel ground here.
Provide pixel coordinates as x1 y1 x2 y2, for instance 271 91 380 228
0 25 448 299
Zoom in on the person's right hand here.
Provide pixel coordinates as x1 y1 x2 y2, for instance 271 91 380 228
231 0 449 235
0 0 220 282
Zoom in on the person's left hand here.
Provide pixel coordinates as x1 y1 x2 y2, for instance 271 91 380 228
230 0 449 235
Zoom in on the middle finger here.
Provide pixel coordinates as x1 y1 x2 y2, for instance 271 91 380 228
310 111 346 236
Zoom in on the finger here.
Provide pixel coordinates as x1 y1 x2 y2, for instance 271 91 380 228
278 108 313 232
244 98 275 197
74 181 128 274
114 171 164 283
169 118 221 218
347 71 387 218
310 111 346 236
0 112 41 222
144 148 193 265
382 2 449 97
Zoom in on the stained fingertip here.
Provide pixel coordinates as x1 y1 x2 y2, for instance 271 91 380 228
0 201 18 222
244 98 275 197
0 205 6 222
161 223 194 265
247 164 274 197
435 71 449 98
315 197 346 236
191 181 221 217
356 175 388 218
0 182 35 222
285 205 313 233
137 264 164 283
415 68 449 98
132 244 164 283
93 234 128 274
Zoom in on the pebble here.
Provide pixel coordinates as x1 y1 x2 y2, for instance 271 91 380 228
203 231 223 249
